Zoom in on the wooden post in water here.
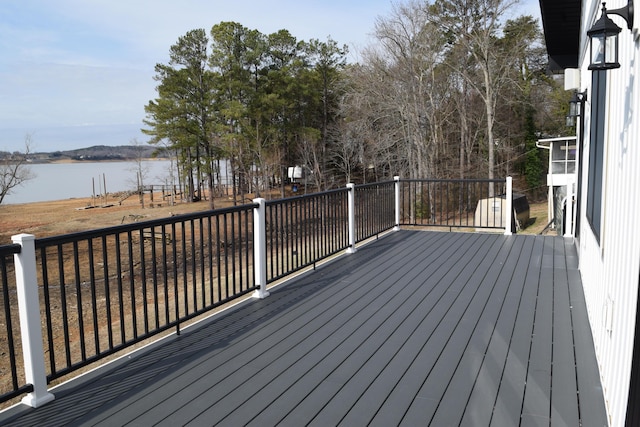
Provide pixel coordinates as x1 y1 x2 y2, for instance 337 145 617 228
97 174 103 205
138 171 144 209
102 173 107 206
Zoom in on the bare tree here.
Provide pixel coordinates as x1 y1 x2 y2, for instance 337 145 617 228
331 113 364 184
430 0 520 194
153 138 180 206
127 138 151 208
340 1 455 183
0 134 35 205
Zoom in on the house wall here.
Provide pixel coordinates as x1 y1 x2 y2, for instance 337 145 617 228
577 1 640 425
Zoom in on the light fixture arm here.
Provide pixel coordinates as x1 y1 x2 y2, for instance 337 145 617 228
608 0 634 30
577 89 588 103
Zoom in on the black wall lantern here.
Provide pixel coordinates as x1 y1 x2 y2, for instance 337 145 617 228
569 90 588 117
566 90 588 127
588 1 634 70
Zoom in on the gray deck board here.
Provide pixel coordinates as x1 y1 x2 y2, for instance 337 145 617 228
490 236 544 426
459 236 532 426
307 234 497 425
521 236 555 423
0 230 607 427
424 237 517 426
550 238 580 427
566 242 609 427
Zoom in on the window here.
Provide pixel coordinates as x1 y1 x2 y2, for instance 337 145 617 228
586 70 606 242
551 139 576 174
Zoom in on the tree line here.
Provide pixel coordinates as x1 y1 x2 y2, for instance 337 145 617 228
143 0 573 208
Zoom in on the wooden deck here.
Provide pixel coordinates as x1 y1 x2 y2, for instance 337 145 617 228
0 230 607 426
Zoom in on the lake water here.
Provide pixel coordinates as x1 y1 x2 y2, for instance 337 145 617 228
4 160 177 204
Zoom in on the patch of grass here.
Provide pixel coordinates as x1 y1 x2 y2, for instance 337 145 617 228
520 201 550 235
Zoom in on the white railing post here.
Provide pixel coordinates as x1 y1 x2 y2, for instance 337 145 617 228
12 233 55 408
564 182 574 237
394 176 401 231
504 177 513 236
252 198 270 299
346 183 357 254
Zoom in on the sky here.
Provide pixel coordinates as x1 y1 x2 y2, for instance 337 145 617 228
0 0 542 153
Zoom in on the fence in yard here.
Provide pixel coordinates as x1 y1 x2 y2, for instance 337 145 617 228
0 177 511 407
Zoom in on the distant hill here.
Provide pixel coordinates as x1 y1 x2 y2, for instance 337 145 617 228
25 145 167 162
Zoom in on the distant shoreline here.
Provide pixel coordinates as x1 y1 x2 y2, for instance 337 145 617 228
6 144 169 164
31 157 170 165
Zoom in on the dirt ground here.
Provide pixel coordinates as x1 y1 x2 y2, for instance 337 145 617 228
0 192 234 244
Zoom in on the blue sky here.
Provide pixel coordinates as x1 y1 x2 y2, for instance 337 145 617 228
0 0 542 153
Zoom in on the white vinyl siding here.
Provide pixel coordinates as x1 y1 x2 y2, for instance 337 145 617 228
577 7 640 424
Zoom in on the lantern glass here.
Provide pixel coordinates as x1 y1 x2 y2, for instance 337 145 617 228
569 100 580 117
591 33 605 65
604 32 619 64
590 32 620 69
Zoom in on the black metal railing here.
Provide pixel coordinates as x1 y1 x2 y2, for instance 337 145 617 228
0 243 34 403
399 179 509 230
265 188 350 283
354 181 396 242
34 205 256 382
0 177 513 405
